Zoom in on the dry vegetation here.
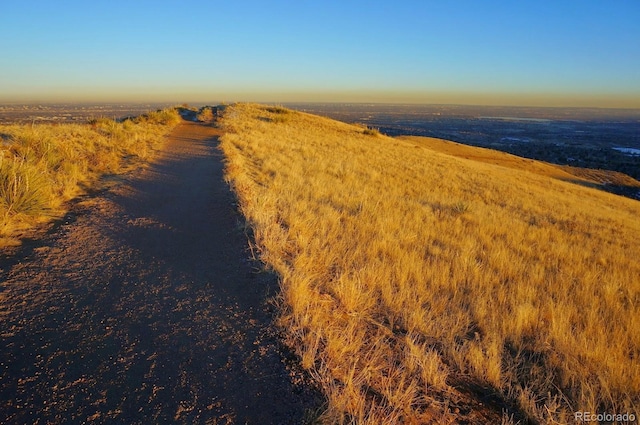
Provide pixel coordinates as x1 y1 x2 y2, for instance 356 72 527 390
400 136 640 193
220 104 640 424
0 108 181 246
196 106 216 123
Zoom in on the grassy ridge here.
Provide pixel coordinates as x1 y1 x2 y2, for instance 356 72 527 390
400 135 640 195
220 104 640 424
0 108 181 246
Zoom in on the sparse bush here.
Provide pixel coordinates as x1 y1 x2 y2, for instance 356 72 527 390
362 126 381 136
260 106 292 123
196 106 215 123
88 117 112 127
354 122 381 136
265 105 290 114
135 108 182 126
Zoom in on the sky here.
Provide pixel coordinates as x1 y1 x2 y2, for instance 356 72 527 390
1 1 639 107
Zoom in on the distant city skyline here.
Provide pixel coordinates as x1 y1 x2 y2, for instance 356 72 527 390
1 1 639 108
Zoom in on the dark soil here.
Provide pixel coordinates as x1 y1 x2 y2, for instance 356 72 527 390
0 121 322 424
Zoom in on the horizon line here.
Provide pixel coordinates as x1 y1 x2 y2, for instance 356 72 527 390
2 99 640 111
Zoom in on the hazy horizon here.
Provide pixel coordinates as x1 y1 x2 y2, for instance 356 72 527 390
3 95 640 111
1 1 639 108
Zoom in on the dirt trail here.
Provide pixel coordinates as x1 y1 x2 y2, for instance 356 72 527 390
0 121 320 424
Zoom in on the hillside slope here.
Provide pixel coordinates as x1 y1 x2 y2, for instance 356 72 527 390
220 104 640 424
399 135 640 199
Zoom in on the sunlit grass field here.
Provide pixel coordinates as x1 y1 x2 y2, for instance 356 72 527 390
220 104 640 424
0 108 181 246
399 135 640 194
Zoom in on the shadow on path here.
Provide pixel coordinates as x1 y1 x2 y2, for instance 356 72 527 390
0 121 321 424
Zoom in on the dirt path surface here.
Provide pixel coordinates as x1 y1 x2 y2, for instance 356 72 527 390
0 121 321 424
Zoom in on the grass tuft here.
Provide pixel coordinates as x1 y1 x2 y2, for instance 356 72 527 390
452 201 471 215
0 157 48 218
265 105 291 114
196 106 215 123
134 108 182 126
362 126 381 136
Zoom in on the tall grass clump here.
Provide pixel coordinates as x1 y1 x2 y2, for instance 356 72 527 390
134 107 182 126
362 126 381 137
0 107 181 245
196 106 215 123
220 103 640 424
0 157 49 219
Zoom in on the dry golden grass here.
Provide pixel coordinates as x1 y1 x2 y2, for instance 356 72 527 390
400 135 640 193
220 104 640 424
0 108 181 246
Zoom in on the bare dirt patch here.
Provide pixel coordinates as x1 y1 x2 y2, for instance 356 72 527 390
0 121 321 424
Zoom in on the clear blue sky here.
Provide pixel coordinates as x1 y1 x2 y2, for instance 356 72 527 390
1 0 639 107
